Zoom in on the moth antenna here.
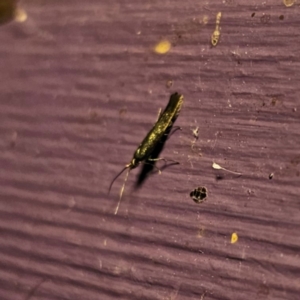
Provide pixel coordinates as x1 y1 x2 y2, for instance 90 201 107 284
114 168 130 215
108 165 129 194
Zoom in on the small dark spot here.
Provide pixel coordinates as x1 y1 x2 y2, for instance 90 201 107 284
190 186 207 203
226 255 245 262
279 15 284 20
119 107 127 117
251 12 255 17
178 34 182 39
247 189 254 195
291 155 300 166
216 174 224 181
89 110 98 121
269 173 274 179
10 131 18 148
271 97 278 106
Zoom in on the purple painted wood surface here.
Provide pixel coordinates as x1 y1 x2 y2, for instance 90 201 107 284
0 0 299 299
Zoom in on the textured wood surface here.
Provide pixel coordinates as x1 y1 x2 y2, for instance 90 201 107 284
0 0 299 299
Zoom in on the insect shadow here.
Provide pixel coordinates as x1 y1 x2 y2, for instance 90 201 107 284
135 121 180 188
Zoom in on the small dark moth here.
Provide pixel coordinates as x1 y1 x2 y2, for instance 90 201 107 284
109 92 184 214
190 186 207 203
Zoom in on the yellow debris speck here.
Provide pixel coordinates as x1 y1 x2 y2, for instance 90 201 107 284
211 12 222 47
202 15 209 25
231 232 238 244
197 227 205 238
211 32 220 46
283 0 295 7
154 40 171 54
14 8 27 22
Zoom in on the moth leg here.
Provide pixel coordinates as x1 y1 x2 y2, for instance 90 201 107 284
166 126 182 137
148 157 179 166
156 108 162 122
